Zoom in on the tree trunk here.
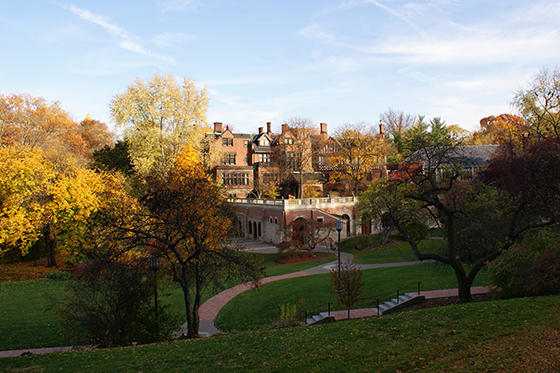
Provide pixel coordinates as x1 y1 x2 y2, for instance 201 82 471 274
454 270 473 303
44 225 57 267
180 279 196 338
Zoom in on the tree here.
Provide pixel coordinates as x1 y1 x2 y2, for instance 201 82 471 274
358 145 551 303
52 256 175 347
92 139 135 176
0 94 114 164
0 146 114 266
329 122 387 196
379 108 417 138
273 117 323 198
110 73 210 178
398 117 457 159
472 114 526 147
105 147 263 337
330 261 364 319
513 67 560 143
278 218 336 256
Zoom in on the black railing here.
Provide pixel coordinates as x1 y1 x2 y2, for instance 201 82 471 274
300 301 332 325
376 281 422 316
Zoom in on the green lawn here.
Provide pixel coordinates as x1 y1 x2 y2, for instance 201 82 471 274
0 280 88 351
1 295 558 372
340 235 446 264
215 263 491 332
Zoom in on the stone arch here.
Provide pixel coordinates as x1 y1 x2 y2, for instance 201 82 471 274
253 221 257 239
341 214 351 236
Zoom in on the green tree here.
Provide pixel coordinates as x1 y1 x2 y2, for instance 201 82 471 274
358 146 532 303
110 73 209 178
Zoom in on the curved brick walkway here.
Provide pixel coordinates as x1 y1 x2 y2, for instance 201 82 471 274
189 250 489 336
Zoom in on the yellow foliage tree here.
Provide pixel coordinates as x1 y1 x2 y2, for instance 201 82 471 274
0 146 112 266
110 73 210 178
330 123 387 195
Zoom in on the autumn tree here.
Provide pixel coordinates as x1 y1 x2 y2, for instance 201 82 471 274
329 122 387 196
471 114 526 147
513 67 560 143
330 261 364 319
0 146 116 266
0 94 113 164
92 139 134 176
278 218 335 256
110 73 210 178
106 147 263 337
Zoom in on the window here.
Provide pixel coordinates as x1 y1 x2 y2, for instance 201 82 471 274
274 217 278 224
317 217 324 223
222 138 233 147
243 140 249 148
221 153 236 165
259 153 271 163
284 137 293 144
221 172 249 186
260 139 269 146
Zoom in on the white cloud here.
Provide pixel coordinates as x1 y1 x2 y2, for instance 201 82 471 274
153 32 194 48
158 0 201 12
65 4 174 61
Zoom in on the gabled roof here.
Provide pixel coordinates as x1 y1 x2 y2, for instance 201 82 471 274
406 145 499 168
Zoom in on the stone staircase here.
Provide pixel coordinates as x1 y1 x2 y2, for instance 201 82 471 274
304 311 336 326
377 292 425 315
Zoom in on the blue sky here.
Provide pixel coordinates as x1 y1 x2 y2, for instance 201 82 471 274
1 0 559 135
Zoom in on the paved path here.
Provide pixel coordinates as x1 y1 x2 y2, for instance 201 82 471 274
187 241 488 336
1 240 489 357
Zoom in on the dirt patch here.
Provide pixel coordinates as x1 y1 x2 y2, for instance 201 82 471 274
274 252 332 264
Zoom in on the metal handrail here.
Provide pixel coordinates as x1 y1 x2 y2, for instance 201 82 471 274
300 301 332 325
376 281 422 316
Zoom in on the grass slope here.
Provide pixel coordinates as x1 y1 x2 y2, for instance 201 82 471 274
1 295 558 372
216 263 491 332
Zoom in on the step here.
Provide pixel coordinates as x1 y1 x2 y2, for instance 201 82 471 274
377 293 426 315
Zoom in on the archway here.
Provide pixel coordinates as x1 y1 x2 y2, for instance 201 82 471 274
341 214 351 236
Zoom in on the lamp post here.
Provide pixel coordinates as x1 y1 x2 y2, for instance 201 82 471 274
149 254 160 340
336 219 343 273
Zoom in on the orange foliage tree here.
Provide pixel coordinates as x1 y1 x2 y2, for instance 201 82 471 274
472 114 526 147
107 147 264 337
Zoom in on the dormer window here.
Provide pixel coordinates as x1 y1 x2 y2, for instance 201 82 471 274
260 139 269 146
284 138 293 144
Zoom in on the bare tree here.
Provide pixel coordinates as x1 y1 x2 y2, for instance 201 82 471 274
379 108 417 138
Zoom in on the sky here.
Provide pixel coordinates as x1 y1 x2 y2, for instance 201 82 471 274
1 0 559 135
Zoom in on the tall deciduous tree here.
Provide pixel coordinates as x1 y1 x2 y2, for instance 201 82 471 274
106 147 263 337
110 73 209 177
330 122 387 196
0 146 113 266
358 144 553 303
0 94 113 164
513 67 560 143
472 114 526 147
379 108 417 138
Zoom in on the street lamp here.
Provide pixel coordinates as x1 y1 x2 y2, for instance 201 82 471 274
150 254 160 340
336 219 343 273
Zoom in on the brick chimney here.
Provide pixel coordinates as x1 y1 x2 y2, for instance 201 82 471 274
281 124 288 133
214 122 223 133
267 122 272 134
258 127 264 134
379 120 385 138
320 122 327 134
